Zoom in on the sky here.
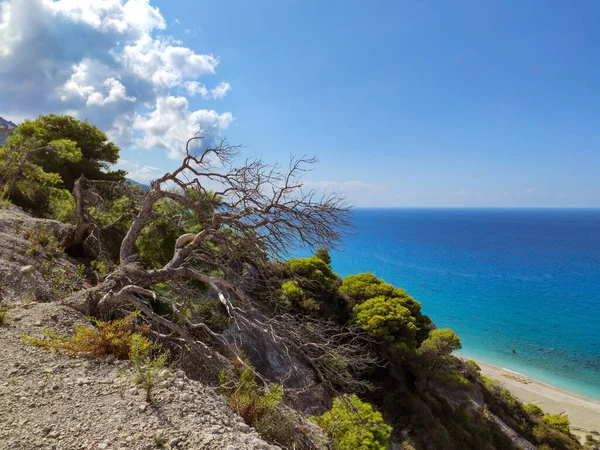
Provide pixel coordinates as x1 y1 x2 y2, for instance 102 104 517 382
0 0 599 207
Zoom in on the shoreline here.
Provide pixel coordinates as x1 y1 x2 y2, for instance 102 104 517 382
463 357 600 440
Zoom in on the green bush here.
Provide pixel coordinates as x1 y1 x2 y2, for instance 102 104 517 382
23 312 151 359
219 365 282 427
129 333 170 402
313 394 392 450
285 256 336 286
524 403 544 419
353 295 418 350
47 188 75 222
542 413 571 434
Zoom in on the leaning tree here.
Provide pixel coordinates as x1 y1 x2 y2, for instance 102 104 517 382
63 137 378 385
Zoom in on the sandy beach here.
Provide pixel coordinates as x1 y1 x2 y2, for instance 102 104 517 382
470 359 600 440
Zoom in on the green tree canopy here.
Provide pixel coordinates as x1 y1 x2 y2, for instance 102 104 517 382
341 273 432 344
353 295 419 351
417 328 461 360
13 114 125 190
313 394 392 450
314 247 332 265
0 120 81 212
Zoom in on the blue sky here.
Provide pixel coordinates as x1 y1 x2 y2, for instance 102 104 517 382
1 0 598 207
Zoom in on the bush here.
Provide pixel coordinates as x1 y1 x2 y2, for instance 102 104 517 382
0 307 7 325
353 295 418 350
524 403 544 419
47 188 75 222
542 413 571 434
219 365 283 427
23 224 63 258
23 312 150 359
313 394 392 450
129 333 170 402
286 256 336 286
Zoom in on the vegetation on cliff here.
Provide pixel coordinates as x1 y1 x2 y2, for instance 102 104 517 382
0 116 585 449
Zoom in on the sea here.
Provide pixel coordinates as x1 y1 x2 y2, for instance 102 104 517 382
307 208 600 400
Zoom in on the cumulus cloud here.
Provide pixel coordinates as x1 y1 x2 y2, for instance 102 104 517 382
126 165 163 182
0 0 233 156
134 95 233 159
184 81 231 100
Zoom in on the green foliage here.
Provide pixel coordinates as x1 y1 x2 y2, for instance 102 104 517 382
91 259 110 277
353 295 418 350
23 312 150 359
340 273 432 343
465 359 481 372
312 394 392 450
17 114 125 190
524 403 544 419
0 307 7 325
542 413 571 434
129 333 170 402
23 224 64 258
36 260 86 298
219 365 283 427
0 196 11 209
314 247 332 265
0 119 82 212
418 328 461 359
286 256 337 286
278 279 320 313
47 188 75 223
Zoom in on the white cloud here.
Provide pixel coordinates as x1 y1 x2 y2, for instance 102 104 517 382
525 187 536 194
0 0 232 157
211 81 231 99
134 95 234 159
127 165 163 182
183 81 231 100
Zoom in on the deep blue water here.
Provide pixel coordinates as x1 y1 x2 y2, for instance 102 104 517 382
315 208 600 399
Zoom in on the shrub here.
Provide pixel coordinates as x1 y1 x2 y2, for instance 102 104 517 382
219 366 282 427
23 312 149 359
312 394 392 450
23 224 63 257
353 296 418 350
47 188 75 223
524 403 544 419
466 359 481 372
542 413 571 434
0 307 7 325
129 333 170 402
314 247 332 265
0 196 11 209
285 256 336 286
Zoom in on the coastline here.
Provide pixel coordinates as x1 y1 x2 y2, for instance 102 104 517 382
464 357 600 440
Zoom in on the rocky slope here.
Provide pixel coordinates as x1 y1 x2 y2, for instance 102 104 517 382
0 206 276 450
0 116 16 144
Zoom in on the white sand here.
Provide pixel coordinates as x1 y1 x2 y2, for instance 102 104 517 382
471 359 600 439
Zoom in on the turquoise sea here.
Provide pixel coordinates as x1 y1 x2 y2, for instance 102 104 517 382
318 208 600 400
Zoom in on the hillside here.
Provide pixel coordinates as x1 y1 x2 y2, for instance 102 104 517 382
0 207 275 450
0 117 16 145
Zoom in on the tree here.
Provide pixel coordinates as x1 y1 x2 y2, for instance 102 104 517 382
314 247 331 265
353 296 418 351
65 137 352 372
0 119 81 207
313 394 392 450
341 273 432 344
10 114 125 191
417 328 461 369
